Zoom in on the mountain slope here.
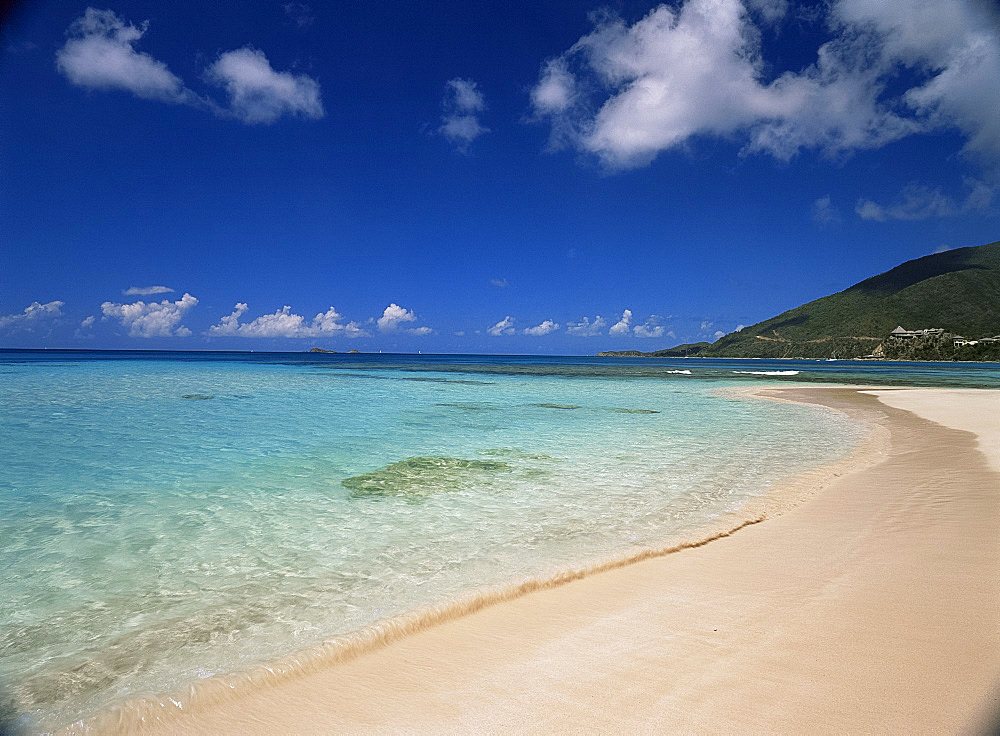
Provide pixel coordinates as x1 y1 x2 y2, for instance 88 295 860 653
604 240 1000 359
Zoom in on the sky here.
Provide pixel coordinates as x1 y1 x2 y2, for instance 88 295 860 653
1 0 998 353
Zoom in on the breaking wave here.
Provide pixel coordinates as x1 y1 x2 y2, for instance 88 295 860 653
733 370 801 376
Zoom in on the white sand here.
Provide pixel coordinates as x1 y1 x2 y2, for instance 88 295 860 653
867 388 1000 471
85 388 1000 735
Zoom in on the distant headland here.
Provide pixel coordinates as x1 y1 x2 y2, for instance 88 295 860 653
599 240 1000 361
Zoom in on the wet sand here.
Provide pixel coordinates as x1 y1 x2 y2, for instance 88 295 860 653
93 387 1000 734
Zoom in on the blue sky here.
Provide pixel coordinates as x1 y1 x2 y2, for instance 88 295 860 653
1 0 998 353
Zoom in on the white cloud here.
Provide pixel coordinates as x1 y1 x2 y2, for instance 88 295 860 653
811 195 842 225
0 300 65 330
852 181 993 221
56 9 324 126
377 303 418 331
55 8 196 105
208 303 368 338
714 330 726 339
205 47 323 124
375 303 430 334
124 285 174 296
609 309 632 336
529 0 1000 171
523 319 560 336
834 0 1000 170
101 293 197 337
746 0 789 25
530 58 576 120
74 315 96 339
566 315 606 337
487 316 516 336
490 277 509 288
439 78 489 152
634 318 665 338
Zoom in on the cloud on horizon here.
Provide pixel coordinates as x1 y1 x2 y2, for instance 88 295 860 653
376 303 431 334
101 292 197 337
523 319 559 336
633 316 665 338
608 309 632 336
208 303 367 338
487 316 516 336
529 0 1000 173
56 8 323 125
0 300 65 331
566 315 606 336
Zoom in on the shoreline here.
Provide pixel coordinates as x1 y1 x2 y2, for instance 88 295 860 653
70 386 1000 734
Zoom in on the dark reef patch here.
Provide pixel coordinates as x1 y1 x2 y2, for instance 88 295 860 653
342 456 512 499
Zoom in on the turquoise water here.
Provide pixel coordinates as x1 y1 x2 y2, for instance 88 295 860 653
5 351 988 731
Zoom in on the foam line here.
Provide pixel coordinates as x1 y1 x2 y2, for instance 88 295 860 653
70 516 766 734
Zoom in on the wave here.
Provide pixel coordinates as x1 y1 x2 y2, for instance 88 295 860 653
71 516 766 734
732 370 801 376
666 369 692 375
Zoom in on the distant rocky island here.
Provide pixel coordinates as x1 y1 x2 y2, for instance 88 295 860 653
599 239 1000 361
309 347 360 354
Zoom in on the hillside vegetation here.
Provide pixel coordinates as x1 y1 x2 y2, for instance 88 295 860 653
600 240 1000 360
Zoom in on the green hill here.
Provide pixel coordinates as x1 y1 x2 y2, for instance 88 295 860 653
602 240 1000 360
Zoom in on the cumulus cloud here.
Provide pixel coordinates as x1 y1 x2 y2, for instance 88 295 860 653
609 309 633 336
55 8 196 105
529 0 1000 171
376 303 432 334
205 47 324 124
0 300 65 330
208 303 367 338
124 285 174 296
634 317 665 338
523 319 560 336
439 78 489 152
566 315 606 337
811 195 842 224
79 315 96 329
56 9 323 125
101 293 197 337
487 316 516 336
377 303 416 331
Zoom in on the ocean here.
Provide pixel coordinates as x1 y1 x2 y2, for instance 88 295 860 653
1 350 997 731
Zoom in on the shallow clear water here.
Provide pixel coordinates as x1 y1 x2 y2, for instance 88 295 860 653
3 350 980 731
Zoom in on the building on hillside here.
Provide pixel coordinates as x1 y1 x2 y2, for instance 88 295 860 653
889 326 945 339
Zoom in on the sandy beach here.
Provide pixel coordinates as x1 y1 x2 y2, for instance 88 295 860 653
87 387 1000 735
